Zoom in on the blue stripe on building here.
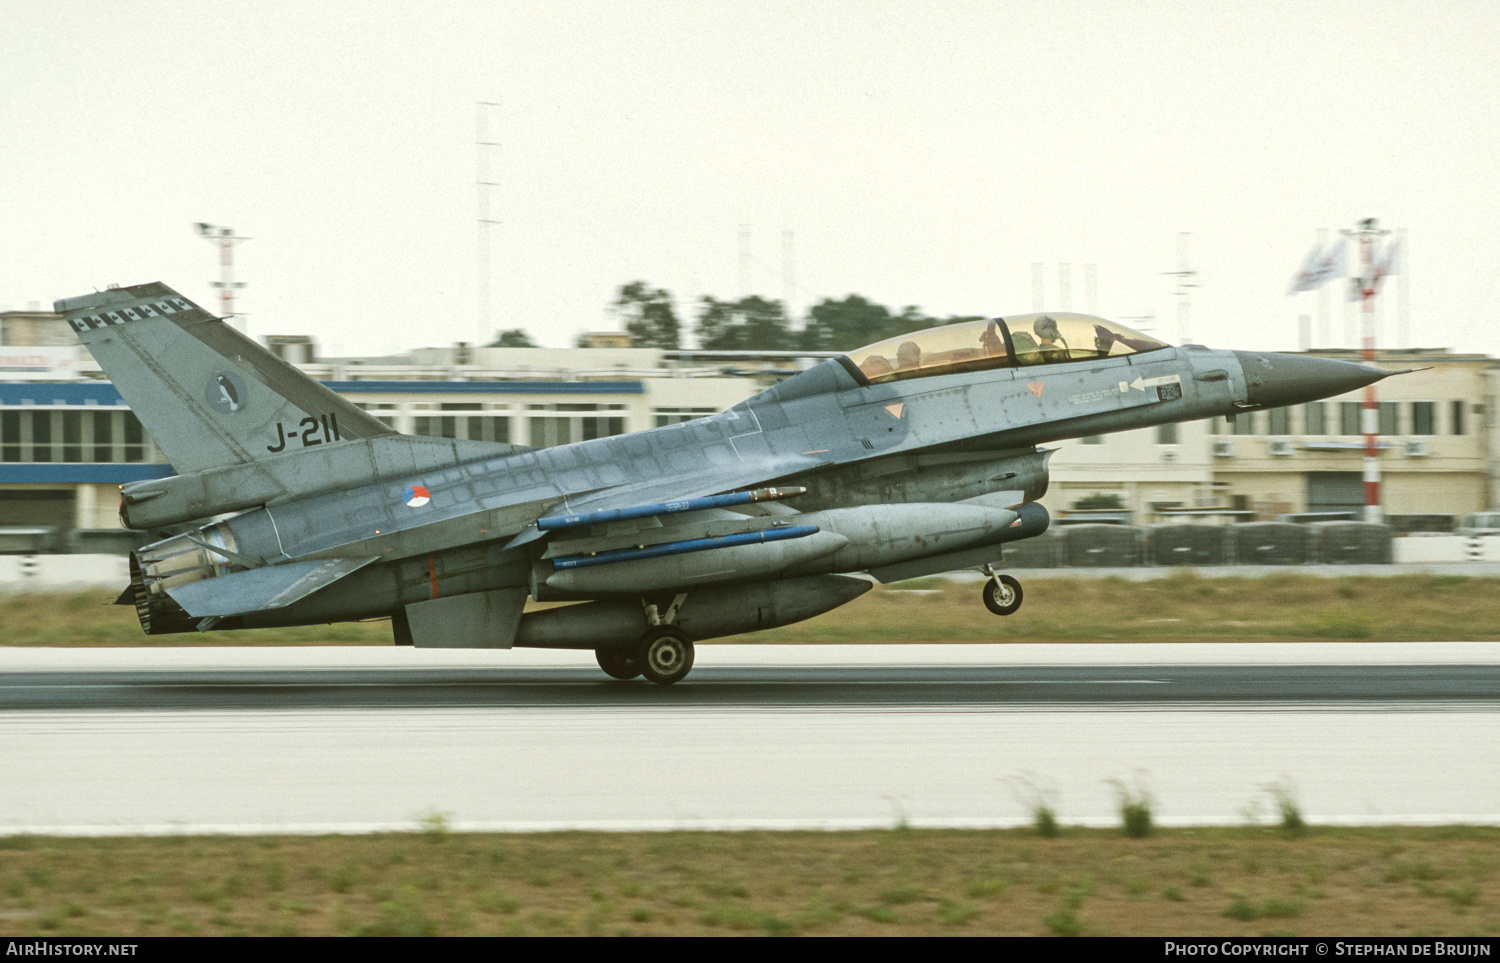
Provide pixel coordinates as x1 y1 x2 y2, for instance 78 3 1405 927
0 383 126 406
0 381 645 405
323 380 644 394
0 464 176 484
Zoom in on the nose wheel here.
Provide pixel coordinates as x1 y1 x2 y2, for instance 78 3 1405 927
982 572 1023 616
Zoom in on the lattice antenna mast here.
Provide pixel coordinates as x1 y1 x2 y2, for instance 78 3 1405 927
195 223 249 335
1161 232 1199 344
477 102 503 347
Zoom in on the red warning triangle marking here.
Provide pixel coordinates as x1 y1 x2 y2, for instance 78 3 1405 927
884 402 905 419
1027 382 1044 398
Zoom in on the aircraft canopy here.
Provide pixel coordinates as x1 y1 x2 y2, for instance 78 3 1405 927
843 313 1170 385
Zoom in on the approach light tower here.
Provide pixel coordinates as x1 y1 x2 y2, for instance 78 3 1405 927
195 223 249 335
1341 217 1392 524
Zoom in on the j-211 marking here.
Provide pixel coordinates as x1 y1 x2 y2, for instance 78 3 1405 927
267 413 341 453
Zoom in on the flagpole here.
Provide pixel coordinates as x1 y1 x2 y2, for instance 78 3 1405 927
1317 228 1330 348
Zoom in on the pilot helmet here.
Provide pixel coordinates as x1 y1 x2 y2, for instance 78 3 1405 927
1034 315 1061 341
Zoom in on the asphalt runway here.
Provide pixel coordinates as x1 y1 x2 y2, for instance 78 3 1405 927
3 662 1499 711
1 643 1498 835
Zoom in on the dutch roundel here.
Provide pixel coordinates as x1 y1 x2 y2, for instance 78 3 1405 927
403 485 431 508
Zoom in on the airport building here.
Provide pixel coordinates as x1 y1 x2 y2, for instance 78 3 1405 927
1 304 1497 550
1049 349 1500 527
1203 349 1497 526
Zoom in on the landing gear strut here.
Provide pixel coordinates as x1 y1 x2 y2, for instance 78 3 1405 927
592 594 697 685
981 566 1023 617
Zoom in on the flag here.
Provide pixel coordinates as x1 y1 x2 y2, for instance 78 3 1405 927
1288 240 1346 294
1375 238 1401 281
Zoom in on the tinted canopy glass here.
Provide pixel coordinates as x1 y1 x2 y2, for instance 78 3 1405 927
843 313 1169 384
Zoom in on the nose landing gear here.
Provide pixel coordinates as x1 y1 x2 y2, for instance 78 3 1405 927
981 565 1023 616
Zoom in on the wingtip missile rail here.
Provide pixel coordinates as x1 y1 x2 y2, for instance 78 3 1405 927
536 486 808 531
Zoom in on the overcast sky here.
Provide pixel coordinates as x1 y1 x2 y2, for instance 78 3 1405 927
4 0 1498 357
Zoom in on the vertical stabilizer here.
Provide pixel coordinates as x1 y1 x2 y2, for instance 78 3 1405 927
56 282 396 474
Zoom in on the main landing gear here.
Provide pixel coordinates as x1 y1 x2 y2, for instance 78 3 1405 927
594 629 695 685
981 564 1023 617
593 593 696 686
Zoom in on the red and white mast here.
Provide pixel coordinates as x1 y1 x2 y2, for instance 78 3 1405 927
1341 217 1391 523
195 222 250 335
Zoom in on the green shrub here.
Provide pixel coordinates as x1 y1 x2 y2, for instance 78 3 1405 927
1109 776 1155 838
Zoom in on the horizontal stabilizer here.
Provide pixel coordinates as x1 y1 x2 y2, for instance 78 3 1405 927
166 556 378 618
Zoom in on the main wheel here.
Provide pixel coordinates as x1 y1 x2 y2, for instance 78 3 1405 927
983 574 1023 616
595 646 642 680
638 629 695 686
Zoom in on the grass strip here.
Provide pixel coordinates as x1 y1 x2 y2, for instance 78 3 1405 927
5 573 1500 646
0 826 1495 936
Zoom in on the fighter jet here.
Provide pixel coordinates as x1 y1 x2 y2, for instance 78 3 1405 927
58 282 1393 684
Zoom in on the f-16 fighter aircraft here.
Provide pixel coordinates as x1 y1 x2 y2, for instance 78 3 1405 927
58 283 1394 684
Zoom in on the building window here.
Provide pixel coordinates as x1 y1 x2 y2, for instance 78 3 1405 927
413 416 459 439
530 417 573 447
0 408 161 464
62 411 83 463
1452 400 1466 435
1304 402 1327 435
1 411 19 463
465 417 511 444
654 407 718 427
123 411 145 462
1340 402 1361 436
1379 401 1399 436
1267 407 1290 435
1411 401 1436 436
31 411 52 463
525 404 628 448
91 411 113 462
1080 435 1104 445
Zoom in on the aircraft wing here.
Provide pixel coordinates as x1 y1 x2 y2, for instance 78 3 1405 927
166 556 380 619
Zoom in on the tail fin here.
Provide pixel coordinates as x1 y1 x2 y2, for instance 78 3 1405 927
56 282 396 474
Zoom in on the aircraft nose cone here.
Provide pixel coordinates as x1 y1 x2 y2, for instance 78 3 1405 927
1232 351 1388 408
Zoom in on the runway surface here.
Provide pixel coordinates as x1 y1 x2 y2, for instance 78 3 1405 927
1 643 1498 835
3 663 1498 710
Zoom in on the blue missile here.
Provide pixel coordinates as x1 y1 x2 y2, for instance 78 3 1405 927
537 486 806 531
551 524 820 570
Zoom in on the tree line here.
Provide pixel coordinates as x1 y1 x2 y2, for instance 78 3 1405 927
487 282 984 351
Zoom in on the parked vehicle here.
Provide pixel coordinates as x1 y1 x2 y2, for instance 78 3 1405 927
1456 512 1500 537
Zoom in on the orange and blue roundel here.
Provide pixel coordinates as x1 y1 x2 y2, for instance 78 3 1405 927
403 485 431 508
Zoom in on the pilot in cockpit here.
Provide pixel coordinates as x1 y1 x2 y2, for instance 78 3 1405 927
980 320 1004 357
1033 315 1069 361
